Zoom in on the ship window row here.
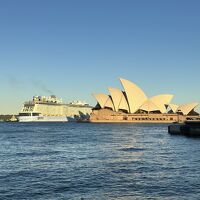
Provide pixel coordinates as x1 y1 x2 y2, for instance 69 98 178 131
19 113 31 116
19 113 40 116
32 113 40 116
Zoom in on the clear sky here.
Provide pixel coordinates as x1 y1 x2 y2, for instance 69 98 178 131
0 0 200 114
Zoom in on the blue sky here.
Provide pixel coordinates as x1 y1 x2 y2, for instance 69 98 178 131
0 0 200 114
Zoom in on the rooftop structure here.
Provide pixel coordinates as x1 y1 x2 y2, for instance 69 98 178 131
32 95 62 104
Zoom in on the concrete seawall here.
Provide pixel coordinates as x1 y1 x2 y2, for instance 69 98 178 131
168 121 200 136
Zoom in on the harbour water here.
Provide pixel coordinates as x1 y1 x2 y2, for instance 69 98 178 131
0 122 200 200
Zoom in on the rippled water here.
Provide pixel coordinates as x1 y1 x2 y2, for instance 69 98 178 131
0 122 200 200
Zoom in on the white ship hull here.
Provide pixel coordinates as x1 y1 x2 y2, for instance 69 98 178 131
18 116 68 122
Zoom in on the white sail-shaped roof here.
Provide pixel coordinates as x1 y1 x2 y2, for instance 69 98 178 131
108 87 129 112
177 102 199 115
119 78 147 113
93 93 114 110
168 104 179 113
140 100 160 112
150 94 173 113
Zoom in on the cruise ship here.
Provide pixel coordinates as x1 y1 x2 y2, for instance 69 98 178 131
18 95 92 122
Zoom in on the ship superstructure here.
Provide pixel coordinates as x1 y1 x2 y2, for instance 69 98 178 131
18 95 92 122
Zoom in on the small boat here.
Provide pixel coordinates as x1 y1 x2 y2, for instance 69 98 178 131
7 115 18 122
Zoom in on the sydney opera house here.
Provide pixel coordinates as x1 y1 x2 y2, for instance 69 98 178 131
90 78 199 123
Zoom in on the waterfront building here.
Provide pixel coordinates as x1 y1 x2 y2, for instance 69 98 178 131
90 78 199 123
